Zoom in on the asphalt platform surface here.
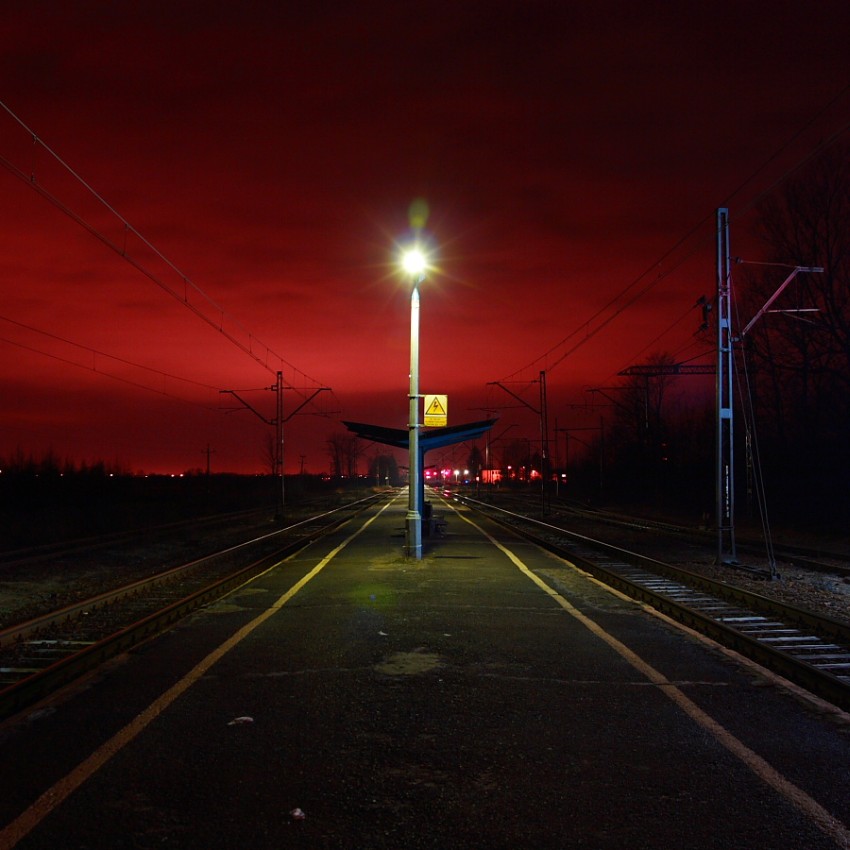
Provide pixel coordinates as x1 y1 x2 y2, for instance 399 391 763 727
1 494 850 849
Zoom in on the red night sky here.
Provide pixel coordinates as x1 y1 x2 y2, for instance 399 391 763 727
1 2 848 475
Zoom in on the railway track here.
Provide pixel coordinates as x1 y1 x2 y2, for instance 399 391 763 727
0 506 273 567
469 489 850 577
0 492 389 721
458 493 850 712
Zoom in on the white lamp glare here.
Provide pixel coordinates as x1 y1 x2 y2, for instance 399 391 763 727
402 248 427 277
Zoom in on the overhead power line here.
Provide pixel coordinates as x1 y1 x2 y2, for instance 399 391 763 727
0 329 221 408
500 235 708 381
498 81 850 384
0 99 328 399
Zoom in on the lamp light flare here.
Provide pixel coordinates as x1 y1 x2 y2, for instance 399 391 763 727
401 248 427 277
408 197 430 230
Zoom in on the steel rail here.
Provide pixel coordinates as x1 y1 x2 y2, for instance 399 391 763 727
474 490 850 578
0 506 272 567
461 495 850 712
0 493 387 721
0 494 379 650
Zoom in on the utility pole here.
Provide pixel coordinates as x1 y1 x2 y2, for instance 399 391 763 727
201 444 216 477
201 443 216 498
716 208 736 565
621 232 822 572
715 207 737 564
488 371 550 514
275 370 284 520
221 373 329 523
539 370 550 513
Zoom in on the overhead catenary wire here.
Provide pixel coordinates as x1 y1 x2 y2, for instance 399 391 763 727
499 241 703 382
498 82 850 385
599 110 850 387
0 311 228 411
0 99 328 401
613 90 850 379
0 333 221 409
604 300 714 381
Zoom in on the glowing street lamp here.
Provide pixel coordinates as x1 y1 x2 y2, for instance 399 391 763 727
402 247 427 278
401 244 428 559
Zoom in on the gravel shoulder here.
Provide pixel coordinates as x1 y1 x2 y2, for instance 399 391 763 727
555 511 850 628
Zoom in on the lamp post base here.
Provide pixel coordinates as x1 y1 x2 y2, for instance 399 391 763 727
405 510 422 559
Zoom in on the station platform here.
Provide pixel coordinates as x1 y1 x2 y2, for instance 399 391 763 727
1 493 849 849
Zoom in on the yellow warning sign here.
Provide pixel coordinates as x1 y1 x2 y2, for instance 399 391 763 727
424 394 448 427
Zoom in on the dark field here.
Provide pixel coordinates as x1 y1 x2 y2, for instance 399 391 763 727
0 474 367 551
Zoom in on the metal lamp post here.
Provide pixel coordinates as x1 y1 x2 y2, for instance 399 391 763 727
402 247 427 559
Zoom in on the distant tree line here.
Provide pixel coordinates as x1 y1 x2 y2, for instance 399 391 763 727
738 144 850 524
0 447 131 478
326 433 359 478
368 453 401 486
475 145 848 531
565 143 850 528
324 433 401 486
573 354 716 517
0 453 316 548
